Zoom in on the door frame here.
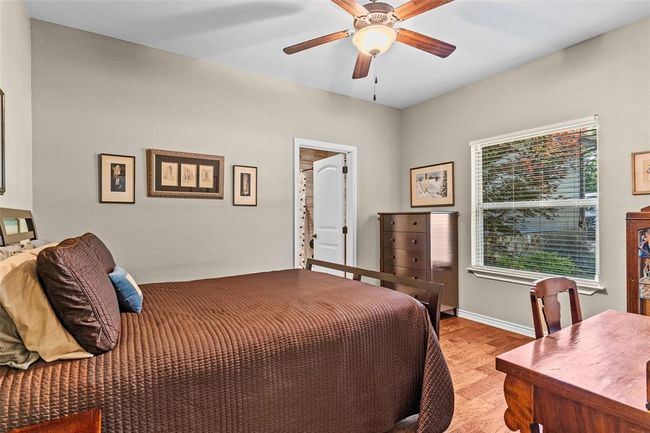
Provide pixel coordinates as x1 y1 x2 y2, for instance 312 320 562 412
294 138 358 269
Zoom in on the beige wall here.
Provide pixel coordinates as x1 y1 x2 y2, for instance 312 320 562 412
31 17 650 329
0 1 32 209
400 18 650 329
31 20 402 282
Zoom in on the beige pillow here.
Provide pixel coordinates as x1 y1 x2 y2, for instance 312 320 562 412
0 252 91 362
26 242 58 256
0 303 39 369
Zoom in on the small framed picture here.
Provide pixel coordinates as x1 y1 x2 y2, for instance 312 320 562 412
233 165 257 206
632 151 650 195
199 165 214 188
180 163 197 188
410 161 454 207
99 153 135 204
147 148 224 199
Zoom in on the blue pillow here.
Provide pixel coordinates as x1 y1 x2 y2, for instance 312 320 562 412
109 266 143 313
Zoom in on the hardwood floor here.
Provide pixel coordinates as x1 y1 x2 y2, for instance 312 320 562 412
439 316 533 433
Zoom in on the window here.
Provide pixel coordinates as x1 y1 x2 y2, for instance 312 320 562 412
470 116 600 290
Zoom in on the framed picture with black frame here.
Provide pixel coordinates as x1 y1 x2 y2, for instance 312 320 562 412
98 153 136 204
233 165 257 206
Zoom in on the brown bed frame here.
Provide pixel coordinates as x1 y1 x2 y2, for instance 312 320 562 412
0 208 36 247
306 258 443 337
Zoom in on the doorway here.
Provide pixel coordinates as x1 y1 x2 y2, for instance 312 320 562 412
294 138 357 271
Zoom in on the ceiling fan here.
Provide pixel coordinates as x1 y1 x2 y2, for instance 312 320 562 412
283 0 456 79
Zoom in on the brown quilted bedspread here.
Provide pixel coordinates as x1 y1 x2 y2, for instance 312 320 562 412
0 270 453 433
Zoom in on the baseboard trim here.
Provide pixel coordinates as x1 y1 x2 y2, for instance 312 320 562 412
457 309 535 338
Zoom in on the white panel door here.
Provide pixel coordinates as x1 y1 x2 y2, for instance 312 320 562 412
313 154 346 276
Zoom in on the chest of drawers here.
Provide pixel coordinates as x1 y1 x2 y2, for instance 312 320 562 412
379 212 459 315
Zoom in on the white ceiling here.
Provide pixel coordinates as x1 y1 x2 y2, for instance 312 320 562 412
27 0 650 109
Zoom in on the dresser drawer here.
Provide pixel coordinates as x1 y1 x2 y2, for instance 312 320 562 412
383 248 427 270
383 265 427 281
383 214 427 233
383 232 427 252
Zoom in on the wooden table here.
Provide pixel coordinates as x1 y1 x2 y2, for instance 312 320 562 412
8 409 101 433
496 310 650 433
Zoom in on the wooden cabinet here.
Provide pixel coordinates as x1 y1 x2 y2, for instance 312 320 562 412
379 212 459 314
626 206 650 315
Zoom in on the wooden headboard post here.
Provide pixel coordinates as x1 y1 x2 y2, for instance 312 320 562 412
0 208 37 246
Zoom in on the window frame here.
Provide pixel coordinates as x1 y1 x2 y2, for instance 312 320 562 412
468 115 603 295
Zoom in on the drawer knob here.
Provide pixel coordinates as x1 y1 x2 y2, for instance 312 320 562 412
412 258 418 262
391 238 395 242
412 276 418 280
411 239 417 244
391 221 395 225
392 255 396 259
412 221 418 225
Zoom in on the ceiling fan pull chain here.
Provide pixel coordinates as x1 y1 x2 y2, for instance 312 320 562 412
373 59 379 102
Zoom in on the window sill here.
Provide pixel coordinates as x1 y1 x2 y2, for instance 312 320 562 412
467 266 605 296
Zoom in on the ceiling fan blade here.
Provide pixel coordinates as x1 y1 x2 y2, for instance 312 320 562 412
393 0 453 20
283 30 350 55
352 53 372 79
396 28 456 58
331 0 369 17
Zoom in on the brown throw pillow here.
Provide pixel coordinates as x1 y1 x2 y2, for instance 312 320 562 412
37 235 120 354
80 233 116 273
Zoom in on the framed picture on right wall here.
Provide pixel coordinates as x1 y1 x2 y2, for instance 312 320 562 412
632 151 650 195
410 161 455 207
233 165 257 206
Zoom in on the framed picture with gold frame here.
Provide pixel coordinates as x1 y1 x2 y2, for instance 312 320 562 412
99 153 135 204
632 151 650 195
147 148 224 199
410 161 454 207
233 165 257 206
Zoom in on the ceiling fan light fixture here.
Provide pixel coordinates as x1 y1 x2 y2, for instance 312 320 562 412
352 25 396 57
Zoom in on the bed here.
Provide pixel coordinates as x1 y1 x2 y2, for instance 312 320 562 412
0 211 454 433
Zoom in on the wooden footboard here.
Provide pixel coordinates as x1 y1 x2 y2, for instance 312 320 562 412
305 258 443 337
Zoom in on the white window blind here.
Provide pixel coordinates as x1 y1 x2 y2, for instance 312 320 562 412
470 116 599 284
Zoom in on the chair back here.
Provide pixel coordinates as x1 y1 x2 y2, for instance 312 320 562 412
530 277 583 339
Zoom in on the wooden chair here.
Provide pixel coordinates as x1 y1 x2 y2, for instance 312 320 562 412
530 277 583 339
